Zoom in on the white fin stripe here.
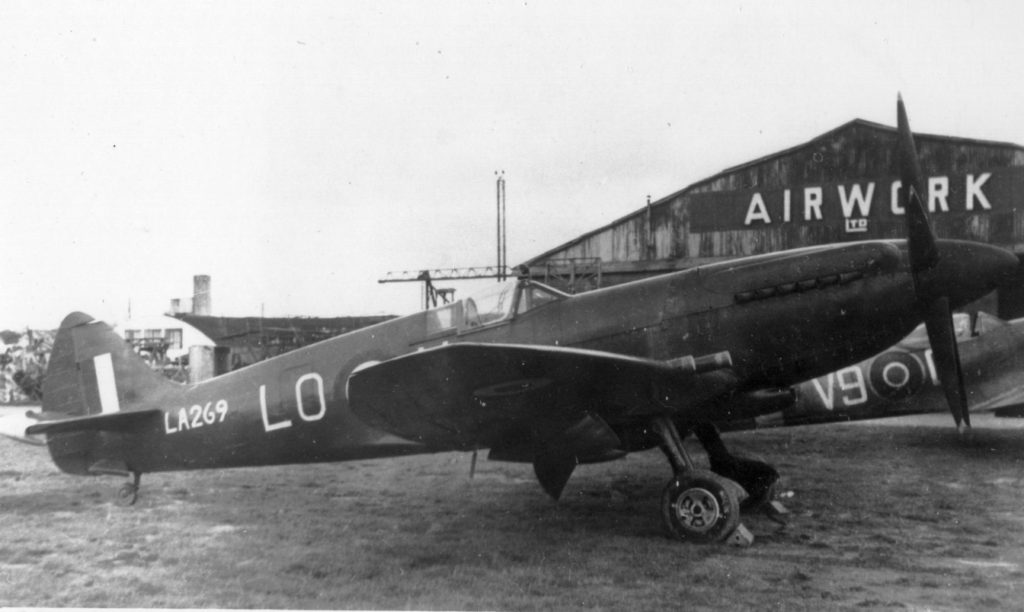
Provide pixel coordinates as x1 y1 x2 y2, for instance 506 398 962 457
94 353 120 414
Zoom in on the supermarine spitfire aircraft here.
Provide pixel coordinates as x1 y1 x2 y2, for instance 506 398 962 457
748 312 1024 429
0 98 1018 545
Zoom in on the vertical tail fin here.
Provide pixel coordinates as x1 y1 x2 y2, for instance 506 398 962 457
42 312 179 417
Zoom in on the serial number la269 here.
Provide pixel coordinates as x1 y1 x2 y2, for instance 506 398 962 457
164 400 229 434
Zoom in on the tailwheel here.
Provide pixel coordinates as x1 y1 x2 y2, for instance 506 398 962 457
115 472 141 507
661 469 741 544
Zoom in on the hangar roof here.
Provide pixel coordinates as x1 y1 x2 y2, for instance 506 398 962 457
523 119 1024 267
172 313 395 347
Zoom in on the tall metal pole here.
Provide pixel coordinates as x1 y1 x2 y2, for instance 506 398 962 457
496 170 506 281
501 172 507 281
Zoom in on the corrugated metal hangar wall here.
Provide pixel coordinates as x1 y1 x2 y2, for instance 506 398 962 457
523 119 1024 318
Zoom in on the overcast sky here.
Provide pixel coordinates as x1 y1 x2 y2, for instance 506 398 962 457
3 1 1023 329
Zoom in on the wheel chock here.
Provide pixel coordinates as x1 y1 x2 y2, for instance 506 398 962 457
764 500 789 526
726 523 754 547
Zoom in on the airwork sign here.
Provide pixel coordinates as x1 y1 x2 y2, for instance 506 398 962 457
689 167 1024 233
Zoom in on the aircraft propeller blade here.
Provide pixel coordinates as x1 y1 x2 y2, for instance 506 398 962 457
897 95 971 430
897 95 939 274
923 297 971 429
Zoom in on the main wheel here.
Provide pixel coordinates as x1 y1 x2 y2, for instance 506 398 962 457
661 469 740 543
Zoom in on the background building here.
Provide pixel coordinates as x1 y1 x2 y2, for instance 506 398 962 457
171 313 395 371
118 314 216 362
162 275 394 375
523 119 1024 318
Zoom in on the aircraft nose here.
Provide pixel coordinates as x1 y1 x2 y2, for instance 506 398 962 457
917 240 1019 307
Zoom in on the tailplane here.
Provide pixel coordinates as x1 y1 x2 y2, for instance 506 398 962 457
0 312 178 445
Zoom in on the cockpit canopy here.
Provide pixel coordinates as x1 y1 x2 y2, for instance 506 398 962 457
424 279 567 336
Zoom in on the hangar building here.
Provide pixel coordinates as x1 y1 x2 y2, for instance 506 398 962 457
523 119 1024 318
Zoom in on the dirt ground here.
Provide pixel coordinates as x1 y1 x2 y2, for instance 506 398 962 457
1 408 1023 610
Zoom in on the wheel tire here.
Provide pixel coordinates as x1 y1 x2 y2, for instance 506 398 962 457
661 469 740 543
116 484 138 507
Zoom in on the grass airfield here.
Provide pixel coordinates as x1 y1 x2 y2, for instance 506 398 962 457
1 408 1024 610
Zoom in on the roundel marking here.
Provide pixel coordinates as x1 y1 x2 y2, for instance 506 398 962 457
867 351 926 401
881 362 911 388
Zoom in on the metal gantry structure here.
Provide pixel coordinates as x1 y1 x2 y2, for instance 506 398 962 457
378 267 511 309
379 172 512 309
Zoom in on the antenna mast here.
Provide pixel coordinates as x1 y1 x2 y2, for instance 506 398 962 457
496 170 507 281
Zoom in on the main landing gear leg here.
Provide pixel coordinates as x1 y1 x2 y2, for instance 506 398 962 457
116 471 141 507
651 417 752 545
692 423 789 526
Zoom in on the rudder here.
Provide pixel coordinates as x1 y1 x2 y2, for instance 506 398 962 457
42 312 179 417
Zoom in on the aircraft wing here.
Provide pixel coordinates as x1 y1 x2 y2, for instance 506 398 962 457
347 342 739 453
